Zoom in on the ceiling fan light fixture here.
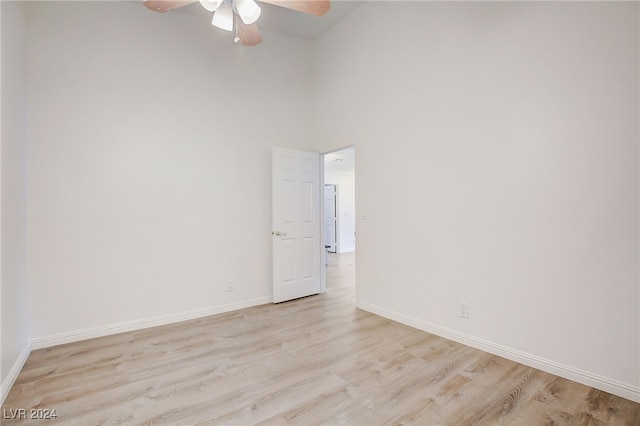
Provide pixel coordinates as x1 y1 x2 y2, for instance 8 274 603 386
198 0 223 12
235 0 261 25
211 1 234 31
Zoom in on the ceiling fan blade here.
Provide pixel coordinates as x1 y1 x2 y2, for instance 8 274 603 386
237 20 263 46
143 0 197 13
258 0 330 16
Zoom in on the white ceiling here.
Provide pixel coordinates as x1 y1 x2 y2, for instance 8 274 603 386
324 147 355 173
173 0 365 41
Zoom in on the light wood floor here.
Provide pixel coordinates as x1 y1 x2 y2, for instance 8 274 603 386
3 252 639 425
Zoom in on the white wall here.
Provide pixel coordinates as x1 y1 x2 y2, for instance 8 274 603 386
26 1 314 342
324 167 355 253
1 0 30 401
313 2 639 400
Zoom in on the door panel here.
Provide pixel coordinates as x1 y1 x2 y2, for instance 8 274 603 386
272 147 321 303
324 184 337 252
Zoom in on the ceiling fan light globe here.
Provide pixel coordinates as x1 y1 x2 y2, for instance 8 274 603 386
211 1 234 31
199 0 223 12
235 0 261 25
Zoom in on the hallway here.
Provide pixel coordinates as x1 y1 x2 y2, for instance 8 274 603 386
325 252 355 292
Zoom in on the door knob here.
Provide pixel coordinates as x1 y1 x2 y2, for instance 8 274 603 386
272 230 287 237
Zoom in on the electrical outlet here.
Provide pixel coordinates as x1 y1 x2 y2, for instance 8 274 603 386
227 280 234 292
459 303 469 319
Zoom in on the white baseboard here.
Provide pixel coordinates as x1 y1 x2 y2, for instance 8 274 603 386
31 296 272 350
357 301 640 403
1 342 31 405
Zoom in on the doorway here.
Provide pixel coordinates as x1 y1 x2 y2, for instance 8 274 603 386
323 147 356 293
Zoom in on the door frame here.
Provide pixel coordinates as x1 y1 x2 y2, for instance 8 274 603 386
276 146 355 298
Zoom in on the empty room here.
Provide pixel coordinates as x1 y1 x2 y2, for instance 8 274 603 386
1 0 639 424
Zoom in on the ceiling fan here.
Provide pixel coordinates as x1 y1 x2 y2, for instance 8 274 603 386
143 0 331 47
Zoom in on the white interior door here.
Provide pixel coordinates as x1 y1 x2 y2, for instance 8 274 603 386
272 147 322 303
324 184 337 253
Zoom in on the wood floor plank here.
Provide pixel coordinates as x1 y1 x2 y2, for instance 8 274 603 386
2 252 639 425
